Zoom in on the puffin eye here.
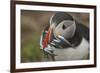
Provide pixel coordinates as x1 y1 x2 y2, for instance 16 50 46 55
62 24 66 30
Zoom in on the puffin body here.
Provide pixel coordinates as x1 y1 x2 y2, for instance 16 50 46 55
40 12 89 61
53 38 89 61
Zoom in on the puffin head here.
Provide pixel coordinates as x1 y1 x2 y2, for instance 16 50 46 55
50 12 76 39
49 12 76 48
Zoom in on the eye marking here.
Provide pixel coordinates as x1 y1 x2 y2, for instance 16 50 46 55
62 23 71 30
62 24 66 30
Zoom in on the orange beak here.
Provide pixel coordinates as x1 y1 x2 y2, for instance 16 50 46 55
43 28 52 49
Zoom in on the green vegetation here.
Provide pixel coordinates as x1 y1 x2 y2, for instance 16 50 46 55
21 34 44 63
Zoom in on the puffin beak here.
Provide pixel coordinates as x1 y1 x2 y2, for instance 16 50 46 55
48 27 53 42
43 27 53 49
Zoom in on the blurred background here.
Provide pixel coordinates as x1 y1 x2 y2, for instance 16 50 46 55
21 10 89 63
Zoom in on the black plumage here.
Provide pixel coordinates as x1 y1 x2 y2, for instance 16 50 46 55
50 12 74 26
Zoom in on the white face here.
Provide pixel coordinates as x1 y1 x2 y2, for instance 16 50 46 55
54 20 76 39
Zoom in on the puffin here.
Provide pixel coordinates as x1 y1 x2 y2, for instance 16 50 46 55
40 12 89 61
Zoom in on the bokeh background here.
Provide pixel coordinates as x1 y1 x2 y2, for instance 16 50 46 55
21 10 89 63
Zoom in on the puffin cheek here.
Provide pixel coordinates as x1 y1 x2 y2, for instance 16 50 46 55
62 25 75 39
